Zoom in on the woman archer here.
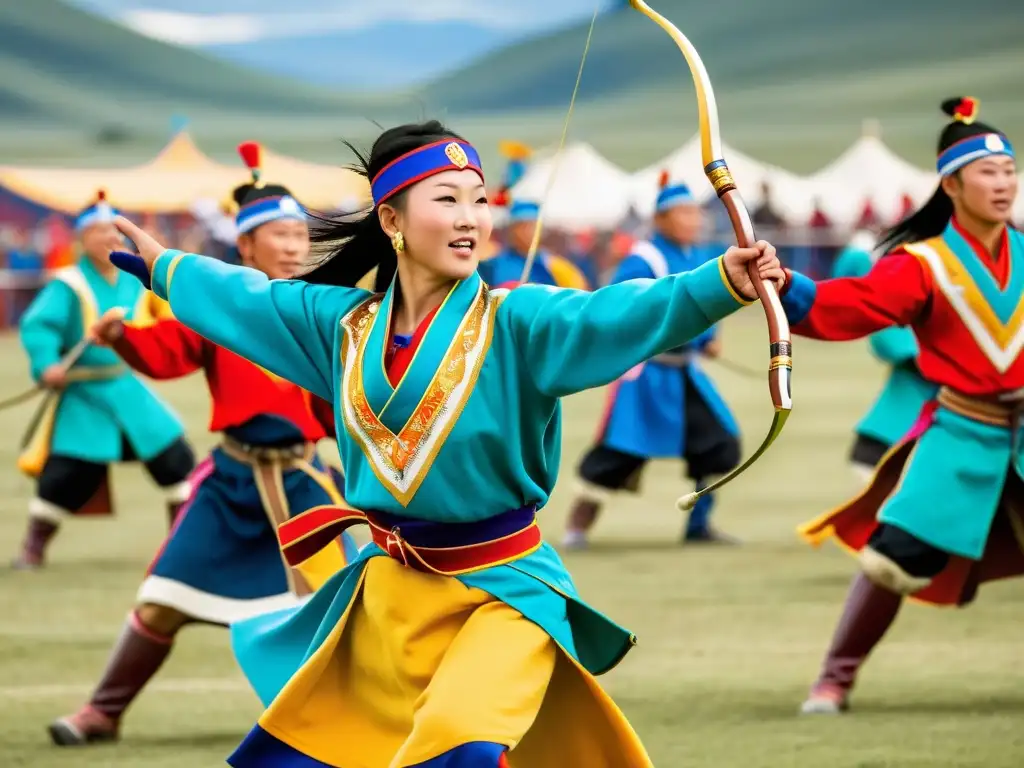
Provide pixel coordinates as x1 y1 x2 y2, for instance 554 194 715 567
780 98 1024 715
108 120 784 767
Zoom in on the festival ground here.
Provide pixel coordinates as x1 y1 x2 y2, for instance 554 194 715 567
0 308 1021 768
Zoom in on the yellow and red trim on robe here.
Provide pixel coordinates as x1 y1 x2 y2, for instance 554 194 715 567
278 503 543 577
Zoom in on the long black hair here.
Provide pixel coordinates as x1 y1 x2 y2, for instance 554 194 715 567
876 184 954 254
301 121 467 291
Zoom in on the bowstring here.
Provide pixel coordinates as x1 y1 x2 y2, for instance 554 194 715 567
518 6 599 283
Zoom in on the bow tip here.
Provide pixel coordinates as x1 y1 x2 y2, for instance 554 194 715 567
676 491 700 512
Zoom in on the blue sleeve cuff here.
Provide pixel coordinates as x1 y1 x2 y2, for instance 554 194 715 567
151 249 187 301
781 271 816 325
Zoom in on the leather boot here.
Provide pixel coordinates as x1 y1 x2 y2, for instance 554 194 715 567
562 498 602 550
801 572 902 714
11 517 59 570
49 612 174 745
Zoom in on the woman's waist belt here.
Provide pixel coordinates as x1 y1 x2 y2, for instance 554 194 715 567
220 435 315 465
937 387 1023 428
278 503 541 576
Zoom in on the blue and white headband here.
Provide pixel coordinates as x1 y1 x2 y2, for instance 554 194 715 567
937 133 1015 176
75 201 118 232
235 194 306 234
371 139 485 206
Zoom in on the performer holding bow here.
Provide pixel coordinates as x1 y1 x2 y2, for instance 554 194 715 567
12 192 195 570
564 175 742 549
779 99 1024 714
108 120 784 767
48 149 357 747
477 199 590 289
830 232 938 481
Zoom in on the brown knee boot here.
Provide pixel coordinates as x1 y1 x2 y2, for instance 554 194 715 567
49 611 175 746
801 572 902 714
11 512 61 570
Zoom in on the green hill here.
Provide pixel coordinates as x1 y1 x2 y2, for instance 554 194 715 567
1 0 1023 175
421 0 1024 170
0 1 391 140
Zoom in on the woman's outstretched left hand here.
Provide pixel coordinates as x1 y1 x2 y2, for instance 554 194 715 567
721 241 786 301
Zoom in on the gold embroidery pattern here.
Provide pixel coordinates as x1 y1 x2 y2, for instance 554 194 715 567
338 283 501 505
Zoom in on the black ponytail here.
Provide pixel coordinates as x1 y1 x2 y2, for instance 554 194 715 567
876 182 954 255
300 120 467 291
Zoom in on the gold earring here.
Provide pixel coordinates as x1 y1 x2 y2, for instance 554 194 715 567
391 231 405 254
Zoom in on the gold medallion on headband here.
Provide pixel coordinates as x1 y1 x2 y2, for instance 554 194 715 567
445 142 469 169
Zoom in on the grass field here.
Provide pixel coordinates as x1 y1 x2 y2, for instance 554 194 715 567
0 312 1022 767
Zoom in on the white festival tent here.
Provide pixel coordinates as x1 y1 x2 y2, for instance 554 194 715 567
629 135 839 225
804 122 937 227
504 124 1024 231
506 142 638 228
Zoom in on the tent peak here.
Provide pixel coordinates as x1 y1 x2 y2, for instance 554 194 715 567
861 118 882 139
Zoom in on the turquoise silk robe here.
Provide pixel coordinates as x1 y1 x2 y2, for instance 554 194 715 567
831 245 937 446
146 248 749 704
784 223 1024 559
19 260 185 464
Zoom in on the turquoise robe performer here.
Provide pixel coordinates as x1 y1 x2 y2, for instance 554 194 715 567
831 235 938 479
782 97 1024 715
12 193 194 570
109 125 773 767
48 162 355 749
477 200 590 289
565 179 741 549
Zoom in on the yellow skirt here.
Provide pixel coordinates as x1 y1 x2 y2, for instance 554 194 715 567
258 557 653 767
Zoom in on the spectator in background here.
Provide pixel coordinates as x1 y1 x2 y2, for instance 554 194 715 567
566 228 600 288
808 198 838 277
476 200 589 289
752 180 785 234
6 226 44 325
751 180 789 269
42 215 75 270
855 199 880 231
897 193 916 222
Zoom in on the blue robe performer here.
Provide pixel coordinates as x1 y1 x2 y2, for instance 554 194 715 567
565 175 741 548
477 200 590 289
48 149 358 747
12 192 194 570
108 122 780 767
831 233 938 480
781 99 1024 715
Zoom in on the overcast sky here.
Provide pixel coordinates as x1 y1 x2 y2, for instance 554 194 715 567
68 0 618 45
